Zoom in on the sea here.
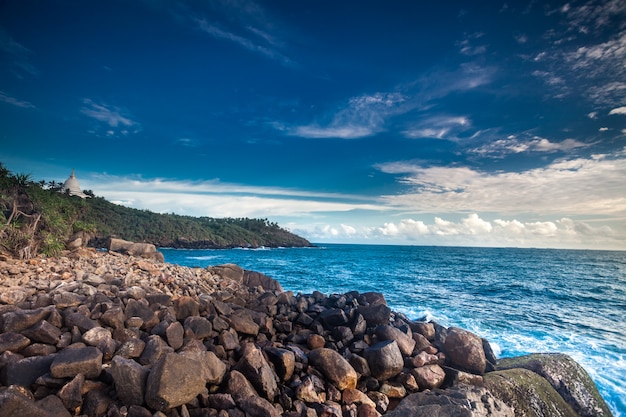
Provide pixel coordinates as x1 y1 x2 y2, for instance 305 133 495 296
161 244 626 417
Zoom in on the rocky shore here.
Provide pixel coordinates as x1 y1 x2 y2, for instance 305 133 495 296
0 248 613 417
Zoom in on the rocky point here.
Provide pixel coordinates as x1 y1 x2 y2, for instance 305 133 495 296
0 247 614 417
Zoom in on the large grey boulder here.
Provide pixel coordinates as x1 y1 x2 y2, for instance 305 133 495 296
111 356 149 406
495 353 613 417
144 353 206 412
234 344 279 400
364 340 404 381
385 384 514 417
484 368 579 417
208 263 283 291
50 346 102 379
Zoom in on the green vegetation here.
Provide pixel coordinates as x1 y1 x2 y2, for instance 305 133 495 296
0 163 311 259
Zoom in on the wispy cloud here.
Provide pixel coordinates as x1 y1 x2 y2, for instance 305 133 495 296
468 135 591 158
89 175 384 218
457 32 487 56
376 150 626 217
80 99 140 137
0 26 38 78
403 115 471 140
195 18 294 66
0 91 35 109
529 2 626 107
288 93 406 139
285 64 494 140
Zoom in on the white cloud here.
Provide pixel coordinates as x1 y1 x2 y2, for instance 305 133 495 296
0 91 35 108
81 99 138 128
289 92 406 139
403 115 470 140
195 19 294 66
89 175 386 218
609 106 626 115
376 151 626 217
469 136 590 158
297 214 623 250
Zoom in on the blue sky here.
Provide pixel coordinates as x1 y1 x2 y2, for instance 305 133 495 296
1 0 625 250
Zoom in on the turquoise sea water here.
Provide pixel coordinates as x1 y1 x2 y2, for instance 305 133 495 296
161 244 626 416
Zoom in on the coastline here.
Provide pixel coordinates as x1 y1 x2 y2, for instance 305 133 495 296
0 249 614 416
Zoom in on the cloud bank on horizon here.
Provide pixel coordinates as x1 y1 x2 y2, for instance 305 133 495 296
1 0 625 250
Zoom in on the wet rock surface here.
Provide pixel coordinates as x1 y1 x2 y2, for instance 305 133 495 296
0 250 613 416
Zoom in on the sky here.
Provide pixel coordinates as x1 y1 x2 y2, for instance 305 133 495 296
1 0 625 250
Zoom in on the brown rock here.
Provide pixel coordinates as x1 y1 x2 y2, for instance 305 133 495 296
57 373 84 412
174 296 200 320
308 348 358 390
50 347 103 379
375 325 415 357
443 327 486 375
227 311 260 336
307 334 326 350
180 350 227 385
0 332 31 353
111 356 149 406
238 395 282 417
0 388 56 417
234 344 279 400
342 388 377 408
2 307 52 333
227 370 259 404
165 321 184 349
145 353 206 412
265 347 295 382
22 320 62 345
364 340 403 381
411 364 445 390
5 354 56 386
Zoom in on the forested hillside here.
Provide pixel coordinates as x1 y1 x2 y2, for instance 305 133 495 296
0 164 311 259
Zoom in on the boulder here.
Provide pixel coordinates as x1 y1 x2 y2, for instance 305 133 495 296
50 346 102 379
443 327 486 375
364 340 403 381
22 320 62 345
385 385 514 417
227 370 259 404
238 396 282 417
243 270 284 292
234 345 279 400
411 364 446 390
308 348 358 390
111 356 149 406
107 238 164 262
4 354 55 386
357 304 391 326
375 325 416 356
484 368 578 417
495 353 613 417
145 353 206 411
2 307 53 332
57 373 84 412
265 347 295 382
0 388 57 417
0 332 31 353
182 350 227 385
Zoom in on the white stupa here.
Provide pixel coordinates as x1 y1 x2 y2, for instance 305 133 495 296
62 169 90 198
